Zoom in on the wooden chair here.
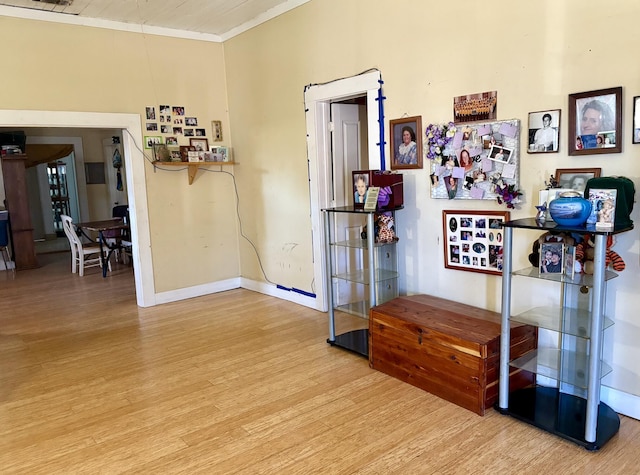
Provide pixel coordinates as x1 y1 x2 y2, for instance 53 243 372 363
0 213 15 276
60 214 111 276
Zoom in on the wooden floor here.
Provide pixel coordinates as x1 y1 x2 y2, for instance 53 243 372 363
1 253 639 474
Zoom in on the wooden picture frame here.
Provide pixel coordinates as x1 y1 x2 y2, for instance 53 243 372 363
633 96 640 144
390 116 422 170
554 167 601 194
568 86 622 155
527 109 560 153
442 210 510 276
179 145 195 162
189 137 209 152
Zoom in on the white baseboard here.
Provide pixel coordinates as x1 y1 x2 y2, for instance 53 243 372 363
152 277 319 311
240 278 319 310
601 386 640 420
153 277 241 304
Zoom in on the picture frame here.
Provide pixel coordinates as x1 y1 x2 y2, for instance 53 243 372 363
633 96 640 144
144 135 162 149
554 167 601 194
453 90 497 124
179 145 195 162
212 120 223 142
189 137 209 152
390 116 423 170
539 242 564 275
527 109 560 153
568 86 622 155
442 210 510 276
210 145 230 162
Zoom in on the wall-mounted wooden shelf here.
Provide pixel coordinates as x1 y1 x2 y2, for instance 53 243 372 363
152 161 236 185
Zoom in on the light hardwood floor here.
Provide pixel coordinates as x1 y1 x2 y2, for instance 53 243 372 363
1 253 639 474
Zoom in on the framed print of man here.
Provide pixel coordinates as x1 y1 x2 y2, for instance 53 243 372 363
528 109 560 153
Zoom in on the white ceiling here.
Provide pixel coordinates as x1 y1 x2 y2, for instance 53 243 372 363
0 0 310 41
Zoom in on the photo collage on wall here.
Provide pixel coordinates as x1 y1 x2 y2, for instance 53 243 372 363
443 211 509 276
430 119 520 201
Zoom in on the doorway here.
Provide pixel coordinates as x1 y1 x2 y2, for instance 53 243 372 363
0 109 154 308
304 70 383 312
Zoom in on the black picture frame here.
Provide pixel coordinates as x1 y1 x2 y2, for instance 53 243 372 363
527 109 560 153
568 86 622 155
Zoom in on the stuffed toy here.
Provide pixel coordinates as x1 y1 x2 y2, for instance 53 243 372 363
528 231 576 267
361 213 398 243
376 214 397 243
575 234 625 274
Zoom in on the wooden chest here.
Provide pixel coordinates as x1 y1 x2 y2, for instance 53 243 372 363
369 295 537 415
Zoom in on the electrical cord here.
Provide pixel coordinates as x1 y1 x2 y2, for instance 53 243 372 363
123 128 277 286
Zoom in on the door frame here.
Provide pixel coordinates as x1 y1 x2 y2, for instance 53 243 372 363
0 109 154 307
304 70 382 311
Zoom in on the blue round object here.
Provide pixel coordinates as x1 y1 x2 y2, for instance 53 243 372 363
549 191 592 226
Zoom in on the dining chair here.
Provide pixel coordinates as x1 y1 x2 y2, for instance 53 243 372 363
101 205 130 263
60 214 111 276
0 213 15 276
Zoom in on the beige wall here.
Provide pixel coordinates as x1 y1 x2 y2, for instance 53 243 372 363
0 16 239 292
224 0 640 398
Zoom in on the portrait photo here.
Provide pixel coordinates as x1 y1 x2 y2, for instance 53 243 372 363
555 168 601 194
488 144 514 163
569 87 622 155
540 243 564 274
352 172 370 206
528 109 560 153
389 116 423 170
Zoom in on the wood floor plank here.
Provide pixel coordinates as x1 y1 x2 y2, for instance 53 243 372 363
1 253 639 474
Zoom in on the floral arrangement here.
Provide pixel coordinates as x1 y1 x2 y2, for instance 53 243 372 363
425 122 457 161
495 183 523 209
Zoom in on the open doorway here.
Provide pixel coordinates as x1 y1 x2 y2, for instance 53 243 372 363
305 70 383 312
0 109 154 308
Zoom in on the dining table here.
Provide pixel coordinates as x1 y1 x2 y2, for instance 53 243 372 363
75 218 130 278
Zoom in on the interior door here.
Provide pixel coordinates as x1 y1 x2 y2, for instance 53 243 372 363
330 103 366 309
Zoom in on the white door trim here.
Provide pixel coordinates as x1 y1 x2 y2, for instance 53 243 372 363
0 109 155 307
304 70 382 311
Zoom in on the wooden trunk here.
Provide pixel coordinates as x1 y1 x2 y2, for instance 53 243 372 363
369 295 537 415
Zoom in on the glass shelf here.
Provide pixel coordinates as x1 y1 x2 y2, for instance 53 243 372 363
513 267 618 285
512 306 614 338
333 268 398 284
511 348 612 389
332 239 397 249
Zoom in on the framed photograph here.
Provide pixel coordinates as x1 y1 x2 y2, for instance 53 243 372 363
568 86 622 155
180 145 195 162
539 242 564 274
144 135 162 149
453 90 497 124
527 109 560 153
588 188 617 229
442 210 510 276
212 120 223 142
554 168 601 194
190 137 209 152
211 146 230 162
390 116 423 170
152 143 171 162
633 96 640 144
